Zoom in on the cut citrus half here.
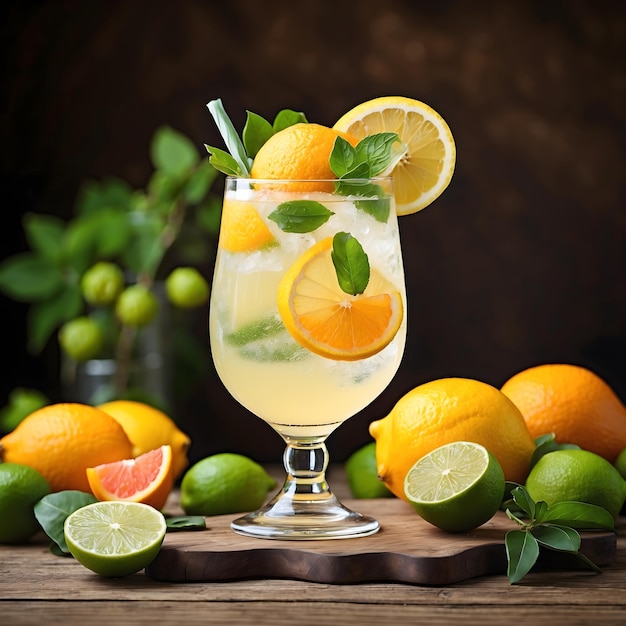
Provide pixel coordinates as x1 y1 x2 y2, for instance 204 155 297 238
64 501 167 577
277 237 403 361
218 199 276 253
404 441 505 533
333 96 456 215
86 444 174 511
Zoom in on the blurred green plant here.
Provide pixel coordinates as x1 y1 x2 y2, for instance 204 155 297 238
0 126 221 411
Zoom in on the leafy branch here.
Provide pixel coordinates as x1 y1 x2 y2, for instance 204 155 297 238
503 483 615 584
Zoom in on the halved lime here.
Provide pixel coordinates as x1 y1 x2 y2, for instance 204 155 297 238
64 501 167 577
404 441 505 533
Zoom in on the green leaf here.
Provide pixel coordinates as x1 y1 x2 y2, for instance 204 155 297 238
335 180 391 223
196 197 222 234
330 136 358 177
542 501 615 529
205 145 244 176
206 98 251 176
0 253 65 301
354 132 401 177
531 433 580 468
532 524 581 552
331 232 370 296
34 490 98 555
27 285 84 353
164 515 207 532
76 178 134 215
268 200 334 233
183 161 219 204
121 214 165 276
273 109 308 132
151 125 199 176
533 499 549 523
0 387 48 434
511 485 536 519
243 111 274 159
505 529 540 584
23 213 65 263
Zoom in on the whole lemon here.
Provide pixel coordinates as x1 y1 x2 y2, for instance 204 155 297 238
97 400 191 479
526 449 626 518
501 363 626 464
0 403 133 493
370 378 536 500
250 123 358 192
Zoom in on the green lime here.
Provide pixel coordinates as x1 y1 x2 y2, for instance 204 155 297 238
64 501 167 577
115 285 158 327
615 446 626 480
0 463 51 544
404 441 505 533
526 448 626 517
180 453 276 516
165 267 210 309
81 262 125 306
345 442 394 499
58 316 105 361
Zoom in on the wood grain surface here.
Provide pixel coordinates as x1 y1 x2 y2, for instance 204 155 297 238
145 499 617 585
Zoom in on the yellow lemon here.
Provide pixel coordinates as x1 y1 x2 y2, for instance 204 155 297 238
370 378 535 500
98 400 191 479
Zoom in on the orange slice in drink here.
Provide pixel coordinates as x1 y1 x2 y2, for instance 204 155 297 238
333 96 456 215
218 199 276 253
277 238 403 361
86 445 174 510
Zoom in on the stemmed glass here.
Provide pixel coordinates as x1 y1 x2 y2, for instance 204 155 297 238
209 176 407 539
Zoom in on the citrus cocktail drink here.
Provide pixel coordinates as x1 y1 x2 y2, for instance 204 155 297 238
205 96 455 539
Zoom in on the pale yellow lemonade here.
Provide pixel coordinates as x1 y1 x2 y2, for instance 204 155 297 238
209 180 407 440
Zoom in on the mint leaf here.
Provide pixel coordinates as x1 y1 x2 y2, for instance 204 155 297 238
330 136 358 177
204 145 244 176
34 490 98 555
354 133 401 176
243 111 274 159
206 98 251 176
542 501 615 529
268 200 334 233
334 180 391 223
331 232 370 296
273 109 308 132
532 524 581 552
505 529 540 584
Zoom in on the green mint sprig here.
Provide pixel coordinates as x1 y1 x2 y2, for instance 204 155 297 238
503 483 614 584
330 133 406 223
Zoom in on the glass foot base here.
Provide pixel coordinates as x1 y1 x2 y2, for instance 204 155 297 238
231 496 380 540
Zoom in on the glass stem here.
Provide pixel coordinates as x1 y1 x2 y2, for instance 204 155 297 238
281 441 334 501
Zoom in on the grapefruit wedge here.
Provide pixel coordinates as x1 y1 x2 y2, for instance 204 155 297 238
86 445 174 510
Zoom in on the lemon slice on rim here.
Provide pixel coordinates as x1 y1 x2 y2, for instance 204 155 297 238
333 96 456 215
277 238 403 361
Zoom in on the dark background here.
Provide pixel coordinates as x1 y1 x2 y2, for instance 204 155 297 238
2 0 625 464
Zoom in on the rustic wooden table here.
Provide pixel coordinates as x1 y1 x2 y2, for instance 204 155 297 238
1 467 624 626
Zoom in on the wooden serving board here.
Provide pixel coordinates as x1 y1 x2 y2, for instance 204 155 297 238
145 499 617 586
